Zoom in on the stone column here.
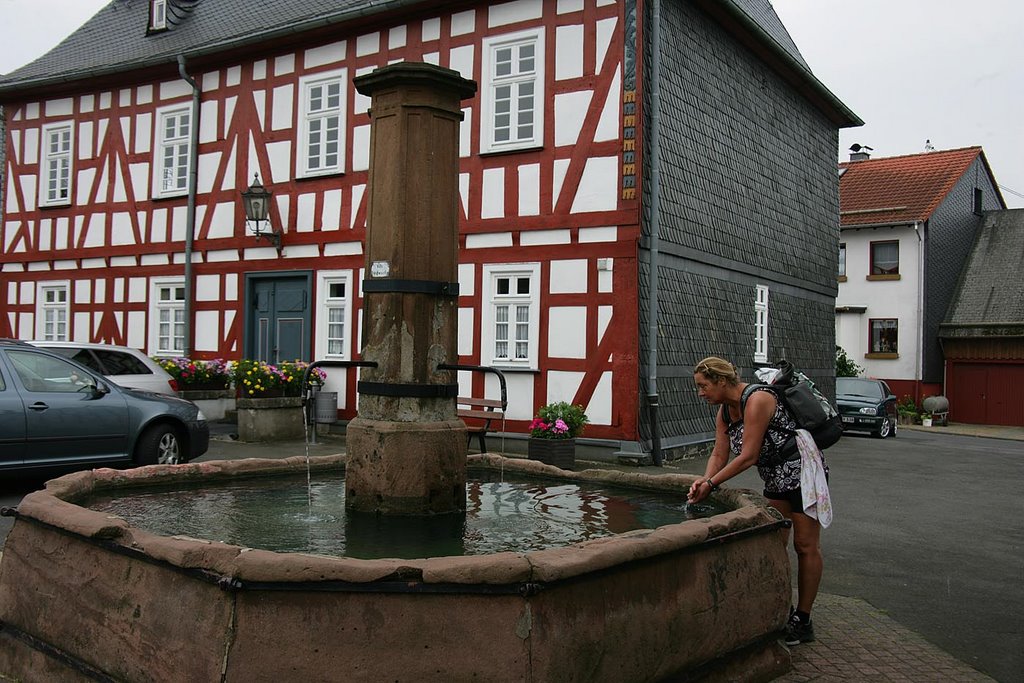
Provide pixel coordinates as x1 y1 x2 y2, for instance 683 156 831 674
345 63 477 515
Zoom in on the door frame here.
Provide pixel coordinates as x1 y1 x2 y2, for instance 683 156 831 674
242 271 314 363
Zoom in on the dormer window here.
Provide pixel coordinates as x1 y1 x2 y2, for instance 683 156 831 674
150 0 168 31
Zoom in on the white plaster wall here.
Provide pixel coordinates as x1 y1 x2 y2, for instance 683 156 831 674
548 306 587 358
836 225 921 380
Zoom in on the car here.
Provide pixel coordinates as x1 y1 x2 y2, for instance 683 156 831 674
28 340 179 395
836 377 897 438
0 340 208 477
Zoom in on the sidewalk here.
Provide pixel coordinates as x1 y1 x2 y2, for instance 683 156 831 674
898 421 1024 441
200 426 1003 682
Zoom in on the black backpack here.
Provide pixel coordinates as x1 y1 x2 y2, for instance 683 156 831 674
738 360 843 458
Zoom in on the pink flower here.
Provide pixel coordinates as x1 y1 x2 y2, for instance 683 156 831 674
553 419 569 434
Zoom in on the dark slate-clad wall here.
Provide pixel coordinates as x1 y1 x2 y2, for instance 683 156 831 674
922 157 1002 381
639 0 841 448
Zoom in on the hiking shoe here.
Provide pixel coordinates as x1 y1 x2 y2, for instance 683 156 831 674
784 615 815 645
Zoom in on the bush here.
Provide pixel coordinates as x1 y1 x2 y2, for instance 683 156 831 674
836 345 863 377
529 401 589 440
896 394 918 417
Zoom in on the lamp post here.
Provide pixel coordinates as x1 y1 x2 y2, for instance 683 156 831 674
241 174 280 249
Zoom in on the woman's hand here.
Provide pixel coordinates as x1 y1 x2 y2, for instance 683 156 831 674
688 479 709 503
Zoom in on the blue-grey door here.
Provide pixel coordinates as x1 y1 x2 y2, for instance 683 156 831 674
247 274 311 364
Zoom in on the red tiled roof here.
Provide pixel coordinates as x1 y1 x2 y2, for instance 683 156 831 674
839 147 982 226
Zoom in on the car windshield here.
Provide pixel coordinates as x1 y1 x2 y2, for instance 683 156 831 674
837 378 884 399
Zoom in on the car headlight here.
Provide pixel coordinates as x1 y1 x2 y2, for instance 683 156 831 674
196 409 208 422
859 407 878 415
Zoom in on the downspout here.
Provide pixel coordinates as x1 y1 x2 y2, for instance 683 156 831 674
177 55 200 358
646 0 664 466
912 220 924 401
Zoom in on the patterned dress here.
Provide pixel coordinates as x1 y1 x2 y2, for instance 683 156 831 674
722 385 826 494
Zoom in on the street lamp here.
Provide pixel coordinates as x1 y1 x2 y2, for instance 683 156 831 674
241 174 280 249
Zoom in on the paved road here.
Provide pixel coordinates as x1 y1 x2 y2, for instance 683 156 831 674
2 429 1021 681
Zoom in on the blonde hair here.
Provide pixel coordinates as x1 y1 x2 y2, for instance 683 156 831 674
694 356 740 385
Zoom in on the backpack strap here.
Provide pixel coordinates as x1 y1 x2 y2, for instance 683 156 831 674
721 383 768 427
739 383 796 437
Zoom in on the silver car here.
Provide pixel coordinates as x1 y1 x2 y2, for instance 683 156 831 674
0 340 208 477
29 341 179 395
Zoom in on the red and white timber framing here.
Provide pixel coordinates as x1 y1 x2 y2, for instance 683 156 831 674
1 0 641 441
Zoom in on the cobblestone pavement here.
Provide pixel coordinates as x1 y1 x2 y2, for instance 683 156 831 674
777 594 994 682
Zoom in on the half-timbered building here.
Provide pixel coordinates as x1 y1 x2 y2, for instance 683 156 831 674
0 0 859 460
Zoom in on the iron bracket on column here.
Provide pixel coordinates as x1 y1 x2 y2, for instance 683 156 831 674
362 279 460 297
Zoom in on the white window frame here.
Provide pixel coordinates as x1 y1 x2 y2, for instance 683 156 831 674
153 104 192 198
838 243 847 278
150 0 167 31
149 279 186 356
40 122 73 207
480 28 545 154
481 263 541 370
754 285 769 363
314 270 354 360
35 281 70 341
298 69 347 178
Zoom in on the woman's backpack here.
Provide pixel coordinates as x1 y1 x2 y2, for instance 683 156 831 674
742 360 843 456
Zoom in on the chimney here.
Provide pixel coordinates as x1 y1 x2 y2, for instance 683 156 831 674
849 143 873 162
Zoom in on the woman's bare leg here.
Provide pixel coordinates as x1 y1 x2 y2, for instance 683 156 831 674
767 499 823 614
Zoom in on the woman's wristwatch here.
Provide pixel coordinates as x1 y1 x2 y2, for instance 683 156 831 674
703 479 719 492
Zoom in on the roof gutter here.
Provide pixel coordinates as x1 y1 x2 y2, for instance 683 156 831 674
701 0 862 127
0 0 433 98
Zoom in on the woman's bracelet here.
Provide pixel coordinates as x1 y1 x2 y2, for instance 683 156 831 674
704 479 719 492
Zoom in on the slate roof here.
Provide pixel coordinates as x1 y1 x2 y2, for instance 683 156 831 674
839 147 992 227
941 209 1024 337
0 0 857 126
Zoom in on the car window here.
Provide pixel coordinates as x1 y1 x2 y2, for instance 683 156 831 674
45 347 104 373
837 378 884 399
0 367 5 391
8 350 93 393
92 349 152 375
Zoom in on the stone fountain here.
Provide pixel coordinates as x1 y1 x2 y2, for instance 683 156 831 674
0 64 792 682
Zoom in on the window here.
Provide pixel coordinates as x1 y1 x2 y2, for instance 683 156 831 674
869 319 898 354
754 285 769 363
838 243 847 278
152 282 185 355
38 284 69 341
870 241 899 276
299 70 346 177
315 271 353 359
9 350 90 394
482 264 540 369
40 123 73 206
155 106 191 197
974 188 984 216
481 29 545 153
150 0 167 31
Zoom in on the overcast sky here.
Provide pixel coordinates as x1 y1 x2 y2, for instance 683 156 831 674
1 0 1021 208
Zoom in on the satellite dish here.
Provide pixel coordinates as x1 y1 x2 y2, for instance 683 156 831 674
850 143 873 152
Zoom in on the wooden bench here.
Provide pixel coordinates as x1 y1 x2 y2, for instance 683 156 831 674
448 364 507 453
457 396 507 453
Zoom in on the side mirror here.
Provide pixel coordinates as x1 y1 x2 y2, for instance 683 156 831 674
886 394 896 402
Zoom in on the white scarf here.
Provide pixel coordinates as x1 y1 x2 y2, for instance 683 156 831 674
796 429 833 528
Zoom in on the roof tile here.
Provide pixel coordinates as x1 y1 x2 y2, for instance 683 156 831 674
839 147 982 226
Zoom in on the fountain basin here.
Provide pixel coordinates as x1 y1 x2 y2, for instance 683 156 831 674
0 455 792 682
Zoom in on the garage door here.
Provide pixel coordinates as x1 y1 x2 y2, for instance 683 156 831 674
949 362 1024 426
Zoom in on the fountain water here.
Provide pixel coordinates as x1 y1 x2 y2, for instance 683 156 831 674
0 63 793 682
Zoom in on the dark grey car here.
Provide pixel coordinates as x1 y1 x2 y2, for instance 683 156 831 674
836 377 897 438
0 341 209 476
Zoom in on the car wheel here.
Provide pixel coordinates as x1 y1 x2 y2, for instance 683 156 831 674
135 424 183 465
889 418 897 438
874 417 892 439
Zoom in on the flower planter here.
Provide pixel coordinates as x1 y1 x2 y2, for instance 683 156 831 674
527 437 576 470
897 413 916 426
179 388 235 421
921 417 933 427
236 396 305 442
